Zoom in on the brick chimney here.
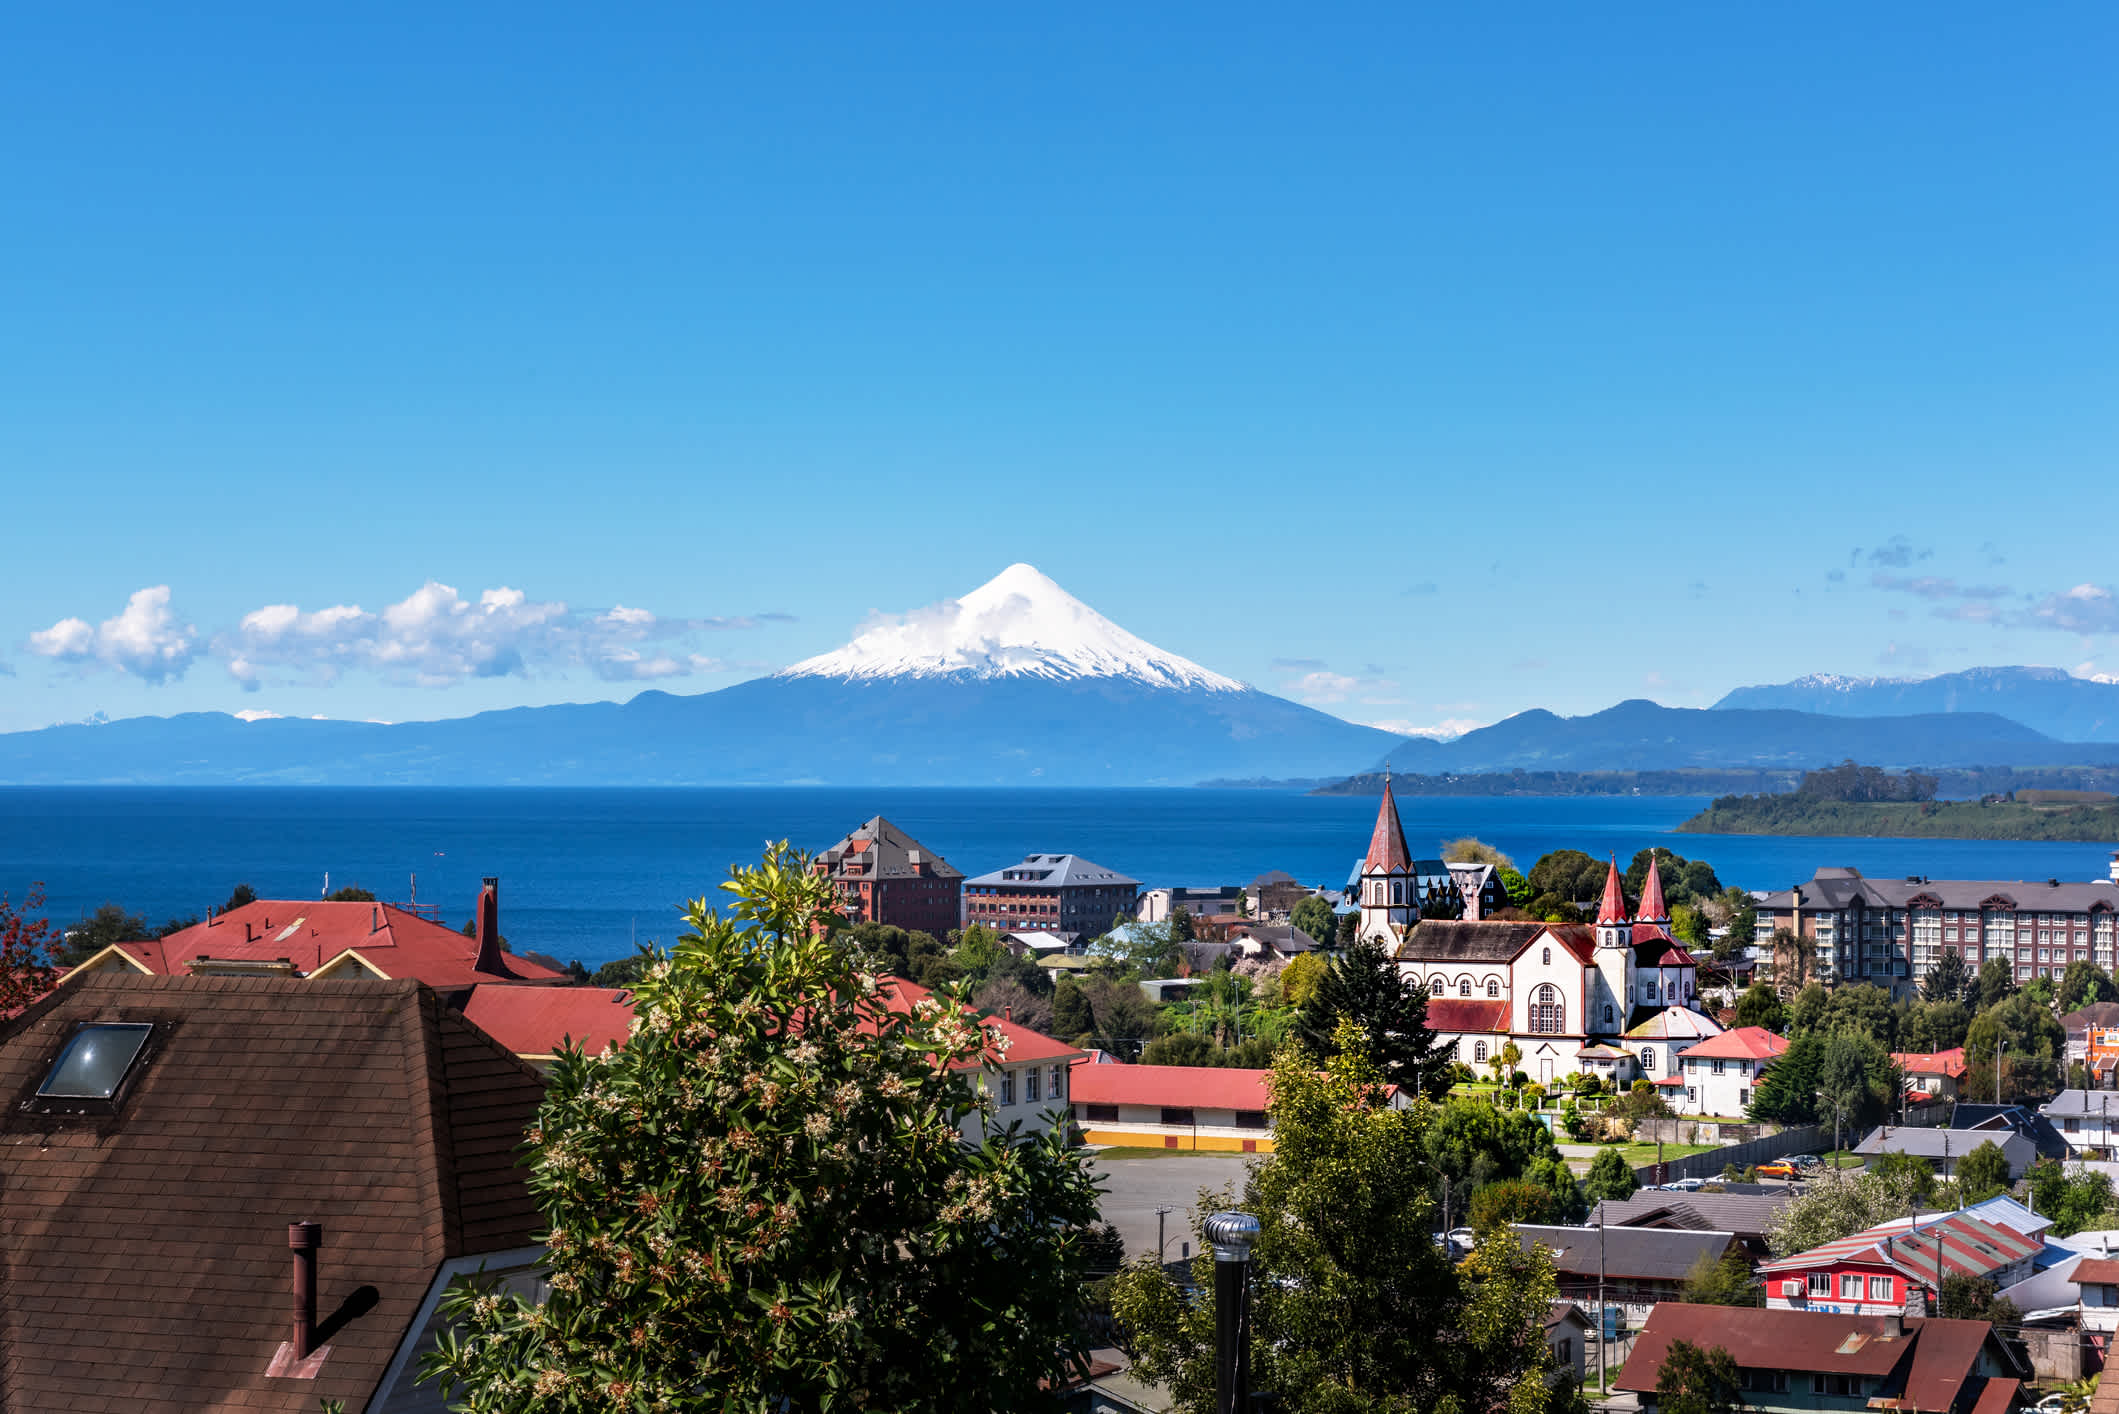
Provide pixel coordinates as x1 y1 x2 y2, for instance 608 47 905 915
473 877 503 974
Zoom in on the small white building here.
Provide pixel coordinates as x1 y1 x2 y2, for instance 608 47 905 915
1623 1004 1726 1086
1670 1026 1788 1118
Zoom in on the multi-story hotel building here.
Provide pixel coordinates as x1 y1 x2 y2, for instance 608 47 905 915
813 816 964 938
962 854 1139 937
1755 861 2119 996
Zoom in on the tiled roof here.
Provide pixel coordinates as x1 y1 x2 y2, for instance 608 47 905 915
1617 1306 2011 1413
1424 998 1510 1033
0 973 547 1412
2071 1257 2119 1285
1759 1210 2040 1285
1362 779 1412 874
1596 859 1628 925
1676 1026 1787 1061
1589 1190 1796 1240
1895 1047 1968 1079
1759 867 2119 916
1069 1063 1275 1111
1516 1224 1738 1282
87 895 566 988
1396 920 1596 966
964 854 1140 889
817 816 964 882
460 982 637 1059
2063 1002 2119 1034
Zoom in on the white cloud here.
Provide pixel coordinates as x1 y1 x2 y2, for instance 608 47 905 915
28 586 198 682
234 708 284 722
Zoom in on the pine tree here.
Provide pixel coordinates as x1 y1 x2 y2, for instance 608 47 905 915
1297 936 1453 1099
1924 948 1973 1004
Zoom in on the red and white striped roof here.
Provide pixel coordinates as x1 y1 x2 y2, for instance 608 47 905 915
1759 1210 2039 1285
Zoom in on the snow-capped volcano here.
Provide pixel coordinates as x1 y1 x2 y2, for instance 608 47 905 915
777 563 1246 692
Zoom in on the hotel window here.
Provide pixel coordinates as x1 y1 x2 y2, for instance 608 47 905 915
1807 1272 1831 1296
1840 1274 1862 1300
1025 1068 1041 1103
1000 1071 1015 1105
1868 1275 1892 1301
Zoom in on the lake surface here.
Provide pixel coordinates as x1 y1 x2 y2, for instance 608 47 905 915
2 787 2115 969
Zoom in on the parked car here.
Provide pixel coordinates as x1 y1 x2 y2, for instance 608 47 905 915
1791 1153 1825 1169
1446 1227 1476 1253
1665 1176 1708 1191
1757 1161 1799 1180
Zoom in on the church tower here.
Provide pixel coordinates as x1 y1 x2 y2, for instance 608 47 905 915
1591 857 1632 1036
1358 774 1418 945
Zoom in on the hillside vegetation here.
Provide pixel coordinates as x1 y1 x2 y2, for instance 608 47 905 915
1679 760 2119 838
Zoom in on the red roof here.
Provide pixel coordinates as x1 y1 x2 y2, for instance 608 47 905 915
2072 1257 2119 1286
1546 923 1598 964
1758 1210 2040 1286
1425 998 1510 1033
1637 855 1669 923
1618 1305 2012 1413
1678 1025 1787 1061
460 983 636 1058
1596 859 1628 926
1069 1063 1274 1111
93 898 565 988
1894 1047 1968 1080
1362 778 1413 875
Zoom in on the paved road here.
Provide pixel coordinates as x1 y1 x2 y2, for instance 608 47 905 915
1089 1153 1256 1263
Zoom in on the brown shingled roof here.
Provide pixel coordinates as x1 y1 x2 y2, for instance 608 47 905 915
0 973 548 1412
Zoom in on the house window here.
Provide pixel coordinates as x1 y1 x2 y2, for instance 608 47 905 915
1488 979 1500 997
1868 1275 1892 1301
1083 1103 1120 1122
1825 1375 1858 1396
1161 1107 1195 1126
1000 1071 1015 1105
1531 984 1565 1035
1603 1003 1614 1024
1640 1048 1656 1073
1542 946 1551 965
1558 1337 1573 1366
1807 1272 1831 1296
1051 1065 1066 1100
1840 1273 1861 1300
1474 1041 1488 1063
1026 1068 1041 1103
1459 979 1471 997
1235 1110 1267 1130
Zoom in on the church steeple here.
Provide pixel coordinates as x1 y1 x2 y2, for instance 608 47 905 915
1636 855 1670 925
1595 857 1632 951
1357 772 1418 943
1363 772 1412 875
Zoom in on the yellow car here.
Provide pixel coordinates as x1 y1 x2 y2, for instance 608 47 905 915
1756 1161 1799 1180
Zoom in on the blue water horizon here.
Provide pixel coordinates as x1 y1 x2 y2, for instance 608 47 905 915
3 786 2115 971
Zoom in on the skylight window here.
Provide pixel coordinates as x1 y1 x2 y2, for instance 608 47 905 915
36 1023 154 1101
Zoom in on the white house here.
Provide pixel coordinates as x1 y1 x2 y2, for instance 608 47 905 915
1624 1004 1726 1086
1670 1026 1788 1118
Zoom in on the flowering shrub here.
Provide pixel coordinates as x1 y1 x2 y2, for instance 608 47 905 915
423 843 1103 1412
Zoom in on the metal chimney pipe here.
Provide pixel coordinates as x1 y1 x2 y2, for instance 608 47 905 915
288 1221 322 1359
1205 1211 1260 1414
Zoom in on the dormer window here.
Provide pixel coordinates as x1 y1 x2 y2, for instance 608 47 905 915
30 1022 156 1114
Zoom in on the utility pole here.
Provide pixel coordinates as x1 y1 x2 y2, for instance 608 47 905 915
1155 1205 1173 1267
1597 1205 1608 1392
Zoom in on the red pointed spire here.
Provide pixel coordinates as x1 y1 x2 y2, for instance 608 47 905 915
1595 857 1628 926
1637 854 1670 924
1363 774 1412 874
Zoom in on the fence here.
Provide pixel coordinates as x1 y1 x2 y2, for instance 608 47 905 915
1632 1123 1827 1185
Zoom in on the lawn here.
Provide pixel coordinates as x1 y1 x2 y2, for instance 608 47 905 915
1612 1142 1716 1165
1087 1146 1210 1161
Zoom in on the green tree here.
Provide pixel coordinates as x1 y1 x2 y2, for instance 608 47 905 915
1681 1251 1761 1307
221 883 258 913
589 949 653 988
1965 992 2067 1102
1076 977 1163 1058
1976 957 2016 1010
1297 936 1453 1099
1335 912 1360 948
1281 951 1330 1007
1498 865 1533 907
1925 948 1974 1004
1956 1140 2013 1205
2060 960 2119 1014
1867 1151 1937 1204
1527 850 1608 908
1748 1032 1827 1124
1052 974 1092 1040
57 902 151 967
1584 1146 1639 1202
1939 1273 2021 1327
1528 1155 1589 1224
2027 1161 2115 1238
1788 982 1829 1036
1442 838 1514 869
1168 905 1195 945
1766 1168 1930 1257
1817 1031 1897 1138
1819 984 1897 1048
1290 895 1337 949
1470 1179 1556 1231
1110 1035 1578 1414
1899 998 1971 1053
1655 1339 1743 1414
1139 1032 1219 1067
1735 982 1785 1033
326 885 377 902
420 843 1101 1413
1424 1096 1567 1192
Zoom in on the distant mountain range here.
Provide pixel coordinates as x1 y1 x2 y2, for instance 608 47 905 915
9 574 2119 787
1354 698 2119 777
1715 666 2119 743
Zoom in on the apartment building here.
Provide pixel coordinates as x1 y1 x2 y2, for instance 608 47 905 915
963 854 1139 937
1755 865 2119 995
813 817 964 937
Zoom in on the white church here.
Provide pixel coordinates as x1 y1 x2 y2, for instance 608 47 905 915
1356 778 1719 1087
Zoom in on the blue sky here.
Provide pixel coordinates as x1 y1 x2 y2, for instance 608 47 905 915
4 5 2115 736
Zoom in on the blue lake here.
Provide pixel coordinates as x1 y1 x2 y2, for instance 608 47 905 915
1 787 2114 969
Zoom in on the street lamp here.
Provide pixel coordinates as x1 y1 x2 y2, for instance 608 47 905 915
1205 1211 1261 1414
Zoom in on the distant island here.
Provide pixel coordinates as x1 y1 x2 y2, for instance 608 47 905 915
1313 768 1802 798
1676 760 2119 839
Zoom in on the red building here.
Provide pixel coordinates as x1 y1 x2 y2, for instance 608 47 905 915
814 817 964 938
1758 1210 2039 1316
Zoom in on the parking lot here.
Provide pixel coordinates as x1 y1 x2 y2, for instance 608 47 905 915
1089 1152 1257 1263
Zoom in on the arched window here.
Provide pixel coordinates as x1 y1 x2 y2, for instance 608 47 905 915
1641 1047 1656 1072
1458 978 1471 997
1474 1040 1488 1063
1531 984 1565 1035
1542 946 1551 965
1487 978 1500 998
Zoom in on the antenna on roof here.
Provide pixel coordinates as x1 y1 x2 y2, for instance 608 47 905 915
321 871 329 900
